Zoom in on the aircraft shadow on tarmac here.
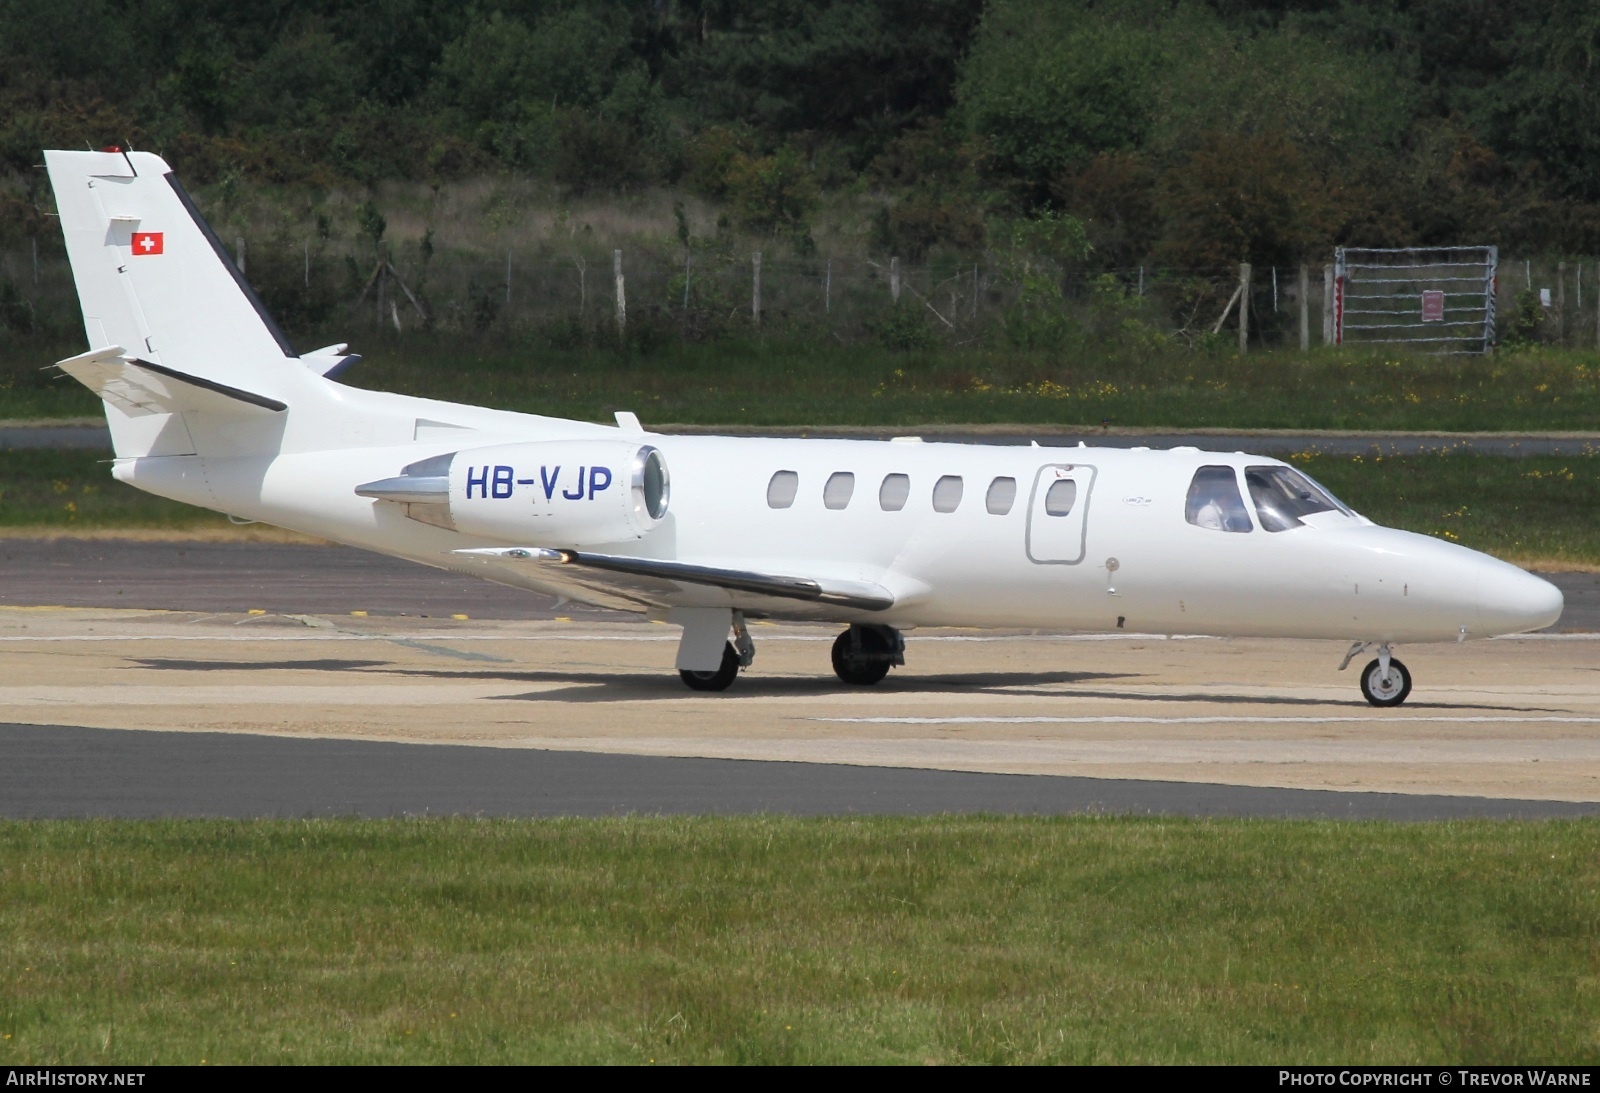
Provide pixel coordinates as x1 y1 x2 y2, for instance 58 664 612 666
409 667 1144 701
130 658 392 673
123 658 1569 713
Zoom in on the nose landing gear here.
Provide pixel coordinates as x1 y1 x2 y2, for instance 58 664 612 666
1340 641 1413 707
831 624 905 686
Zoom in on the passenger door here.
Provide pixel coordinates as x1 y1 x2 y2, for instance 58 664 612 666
1026 463 1096 564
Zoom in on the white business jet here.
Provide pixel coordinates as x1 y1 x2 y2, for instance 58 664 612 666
44 148 1562 705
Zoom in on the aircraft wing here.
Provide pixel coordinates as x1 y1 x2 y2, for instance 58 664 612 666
451 546 895 613
55 345 286 417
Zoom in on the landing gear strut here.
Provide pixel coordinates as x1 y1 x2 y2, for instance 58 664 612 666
831 624 904 686
1340 641 1413 707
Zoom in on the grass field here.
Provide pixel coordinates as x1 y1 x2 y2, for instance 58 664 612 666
317 337 1600 432
4 448 1599 568
0 450 234 533
0 817 1594 1065
7 333 1600 431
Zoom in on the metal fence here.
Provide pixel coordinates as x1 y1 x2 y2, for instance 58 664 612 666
2 237 1599 354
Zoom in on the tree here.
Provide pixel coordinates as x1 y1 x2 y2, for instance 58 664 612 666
957 0 1156 198
1156 131 1331 269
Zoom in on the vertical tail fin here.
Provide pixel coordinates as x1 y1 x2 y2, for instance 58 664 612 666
46 149 309 458
45 149 298 389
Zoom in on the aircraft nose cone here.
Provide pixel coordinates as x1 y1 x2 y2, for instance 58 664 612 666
1478 566 1563 635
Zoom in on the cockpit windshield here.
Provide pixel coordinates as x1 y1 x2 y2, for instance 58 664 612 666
1244 465 1353 531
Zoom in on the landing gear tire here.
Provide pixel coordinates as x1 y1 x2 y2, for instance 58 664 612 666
679 641 741 692
1359 657 1412 707
832 626 894 686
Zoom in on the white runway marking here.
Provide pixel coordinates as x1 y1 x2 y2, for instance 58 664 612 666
812 715 1600 725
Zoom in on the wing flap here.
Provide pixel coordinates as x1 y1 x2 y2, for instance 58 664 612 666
453 547 895 612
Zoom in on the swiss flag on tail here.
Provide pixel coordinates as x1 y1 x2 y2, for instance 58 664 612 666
131 232 163 255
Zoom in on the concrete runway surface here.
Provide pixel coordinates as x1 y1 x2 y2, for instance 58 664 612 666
0 595 1596 817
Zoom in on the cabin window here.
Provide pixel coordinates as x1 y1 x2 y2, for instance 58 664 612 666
1043 479 1077 517
986 476 1017 515
1185 465 1253 532
823 471 855 510
932 475 964 513
879 473 910 511
1245 466 1352 532
767 470 799 509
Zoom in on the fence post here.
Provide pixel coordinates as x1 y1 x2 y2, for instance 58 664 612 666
1322 264 1335 345
1238 263 1251 354
683 251 691 312
235 236 246 275
890 257 900 303
1558 261 1566 343
304 241 310 288
752 251 762 327
613 249 626 338
1299 264 1310 351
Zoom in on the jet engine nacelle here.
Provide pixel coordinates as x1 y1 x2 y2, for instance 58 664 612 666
445 440 670 546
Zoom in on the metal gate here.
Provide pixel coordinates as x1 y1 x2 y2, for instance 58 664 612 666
1335 246 1497 353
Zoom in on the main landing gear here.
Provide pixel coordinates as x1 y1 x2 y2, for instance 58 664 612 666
674 615 905 692
678 642 742 691
1339 641 1413 707
831 624 905 686
677 610 755 692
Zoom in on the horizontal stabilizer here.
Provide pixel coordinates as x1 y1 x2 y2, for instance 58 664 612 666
300 343 361 378
453 547 895 612
55 346 286 418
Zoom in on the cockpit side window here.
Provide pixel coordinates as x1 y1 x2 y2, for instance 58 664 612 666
1245 465 1352 532
1185 465 1253 533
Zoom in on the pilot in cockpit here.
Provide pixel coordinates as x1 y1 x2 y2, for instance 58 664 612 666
1185 465 1254 533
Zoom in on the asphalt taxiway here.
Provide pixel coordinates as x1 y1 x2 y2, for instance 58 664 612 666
4 721 1593 820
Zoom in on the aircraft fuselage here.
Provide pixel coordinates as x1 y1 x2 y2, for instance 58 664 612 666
115 418 1562 645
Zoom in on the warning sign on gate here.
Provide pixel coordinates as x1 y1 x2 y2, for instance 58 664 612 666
1421 290 1445 322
